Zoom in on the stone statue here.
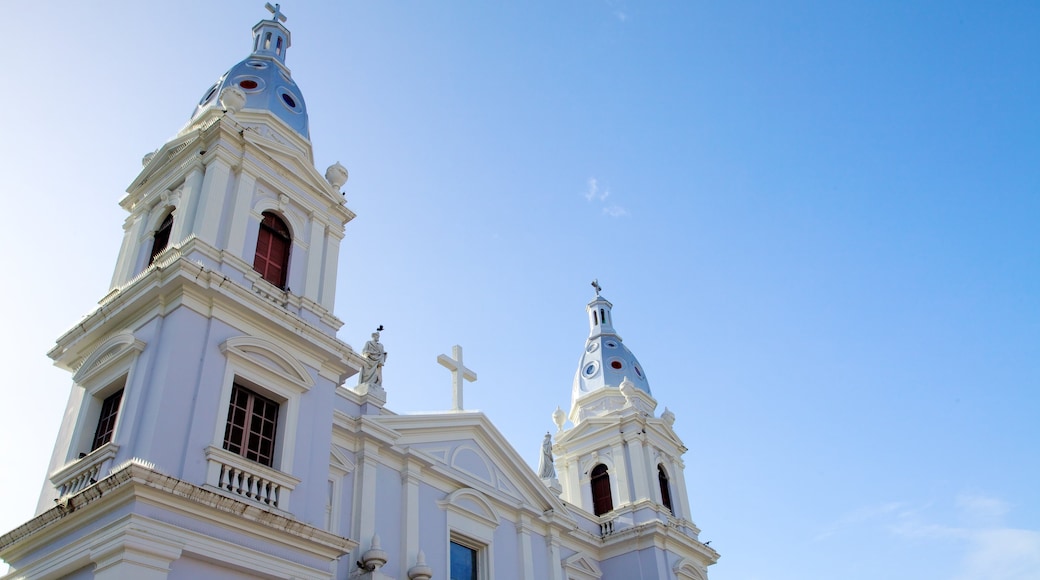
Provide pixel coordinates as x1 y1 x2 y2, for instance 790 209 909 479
537 432 556 479
359 332 387 388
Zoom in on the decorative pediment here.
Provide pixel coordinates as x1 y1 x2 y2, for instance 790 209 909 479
72 332 146 384
221 336 314 390
437 488 501 530
244 134 340 203
330 445 355 476
563 553 603 580
450 445 494 487
374 414 571 517
673 558 708 580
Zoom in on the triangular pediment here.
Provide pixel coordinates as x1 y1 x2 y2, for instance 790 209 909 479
243 132 341 205
125 131 203 198
370 413 571 517
563 553 603 579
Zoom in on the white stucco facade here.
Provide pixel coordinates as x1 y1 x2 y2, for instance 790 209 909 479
0 6 718 580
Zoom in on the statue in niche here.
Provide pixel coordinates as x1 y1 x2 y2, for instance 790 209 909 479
537 432 556 479
359 331 387 389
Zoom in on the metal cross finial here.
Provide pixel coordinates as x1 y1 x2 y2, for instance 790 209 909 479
437 345 478 411
591 279 602 295
265 2 287 23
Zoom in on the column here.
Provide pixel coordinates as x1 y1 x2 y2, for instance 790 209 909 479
170 166 204 243
304 215 326 302
352 445 379 563
564 457 582 507
401 459 421 572
627 435 650 502
319 232 340 309
90 533 182 580
111 214 145 287
225 172 257 259
610 443 632 505
545 530 564 580
515 515 535 580
671 456 691 520
193 158 233 245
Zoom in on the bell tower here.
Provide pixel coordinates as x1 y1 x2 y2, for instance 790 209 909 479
552 282 716 577
8 7 362 578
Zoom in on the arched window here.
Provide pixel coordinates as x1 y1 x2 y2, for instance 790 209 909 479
254 211 290 288
149 213 174 265
591 464 613 516
658 464 673 514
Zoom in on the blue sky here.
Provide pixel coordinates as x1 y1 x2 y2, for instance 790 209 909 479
1 2 1037 579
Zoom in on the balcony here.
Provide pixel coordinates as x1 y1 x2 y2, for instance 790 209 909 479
204 446 299 511
50 443 119 498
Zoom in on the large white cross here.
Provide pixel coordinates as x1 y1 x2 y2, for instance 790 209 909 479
437 345 477 411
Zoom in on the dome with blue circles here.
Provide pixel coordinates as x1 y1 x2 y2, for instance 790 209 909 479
571 285 652 407
190 5 310 139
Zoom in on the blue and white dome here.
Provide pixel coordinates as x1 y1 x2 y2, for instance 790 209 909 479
190 6 310 138
571 287 651 406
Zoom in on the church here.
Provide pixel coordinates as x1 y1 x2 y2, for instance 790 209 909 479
0 6 718 579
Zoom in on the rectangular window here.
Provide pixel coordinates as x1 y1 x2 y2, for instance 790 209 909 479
223 383 279 467
450 541 479 580
90 389 124 451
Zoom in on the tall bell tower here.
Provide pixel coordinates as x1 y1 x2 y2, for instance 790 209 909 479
4 6 364 578
553 282 717 578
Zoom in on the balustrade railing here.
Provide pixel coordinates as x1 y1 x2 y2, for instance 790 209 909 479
205 446 298 511
50 443 118 498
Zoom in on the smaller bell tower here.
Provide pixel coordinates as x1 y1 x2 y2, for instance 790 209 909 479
552 282 713 576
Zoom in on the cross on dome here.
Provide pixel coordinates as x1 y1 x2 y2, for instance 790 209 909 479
592 279 602 295
437 345 477 411
265 2 287 23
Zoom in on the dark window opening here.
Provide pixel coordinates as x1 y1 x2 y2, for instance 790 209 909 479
91 389 124 452
658 465 674 514
264 32 272 50
253 211 291 288
593 310 599 325
276 36 283 55
450 541 478 580
591 463 613 516
223 383 279 467
149 213 174 265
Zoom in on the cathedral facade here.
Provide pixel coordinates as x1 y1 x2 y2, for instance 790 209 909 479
0 7 717 580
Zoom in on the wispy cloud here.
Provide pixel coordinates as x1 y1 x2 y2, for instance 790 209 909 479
823 494 1040 580
584 177 609 202
956 492 1010 521
606 0 629 22
584 177 627 218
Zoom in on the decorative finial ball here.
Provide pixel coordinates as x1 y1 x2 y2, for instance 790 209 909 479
325 162 349 189
552 406 566 431
408 550 434 580
142 151 156 167
619 377 636 400
661 407 676 427
361 534 388 571
220 87 247 115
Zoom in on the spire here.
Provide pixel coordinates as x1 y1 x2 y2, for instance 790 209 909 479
586 279 619 340
252 3 292 64
571 282 652 423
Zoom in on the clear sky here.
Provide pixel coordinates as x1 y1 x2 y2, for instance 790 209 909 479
2 2 1038 579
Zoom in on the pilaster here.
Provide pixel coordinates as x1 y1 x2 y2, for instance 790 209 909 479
90 531 183 580
194 157 234 244
304 215 326 302
225 170 258 257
